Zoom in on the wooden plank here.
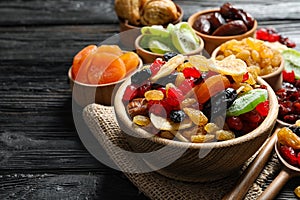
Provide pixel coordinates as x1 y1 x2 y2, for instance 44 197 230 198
0 173 148 200
0 0 300 25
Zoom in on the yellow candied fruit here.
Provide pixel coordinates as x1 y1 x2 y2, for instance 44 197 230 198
215 130 235 141
204 123 220 134
294 186 300 198
144 90 164 101
183 107 208 126
191 134 215 143
133 115 151 126
277 127 300 149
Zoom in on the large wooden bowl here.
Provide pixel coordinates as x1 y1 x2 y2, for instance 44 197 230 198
188 9 257 55
113 77 278 182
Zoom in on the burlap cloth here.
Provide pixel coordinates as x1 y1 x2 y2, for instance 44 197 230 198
82 103 282 200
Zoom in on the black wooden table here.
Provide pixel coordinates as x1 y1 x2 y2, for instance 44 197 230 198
1 0 300 199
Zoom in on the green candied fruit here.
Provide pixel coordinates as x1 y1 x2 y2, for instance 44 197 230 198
226 89 268 117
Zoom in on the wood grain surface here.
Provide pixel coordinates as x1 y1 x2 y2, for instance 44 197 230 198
1 0 300 199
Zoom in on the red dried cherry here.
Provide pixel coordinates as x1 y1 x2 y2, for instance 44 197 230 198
282 70 295 84
256 100 269 117
123 85 138 102
226 116 243 131
182 67 201 79
279 145 298 166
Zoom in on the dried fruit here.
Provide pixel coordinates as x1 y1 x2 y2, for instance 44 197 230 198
133 115 151 126
277 127 300 150
127 98 148 118
131 68 152 84
183 107 208 126
144 90 164 101
170 110 186 123
191 134 215 143
215 130 235 141
150 113 192 131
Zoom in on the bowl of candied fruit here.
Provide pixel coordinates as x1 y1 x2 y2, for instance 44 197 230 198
68 44 142 107
188 2 257 55
114 53 279 182
211 37 284 91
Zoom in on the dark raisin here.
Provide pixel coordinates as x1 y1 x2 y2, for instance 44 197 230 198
131 68 152 84
289 125 300 136
163 52 178 61
170 110 186 123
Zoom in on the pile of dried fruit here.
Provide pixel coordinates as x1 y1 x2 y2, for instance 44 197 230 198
72 45 140 84
276 70 300 124
192 2 255 36
215 37 282 76
122 53 269 143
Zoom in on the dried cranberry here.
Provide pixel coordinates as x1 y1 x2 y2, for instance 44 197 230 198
256 100 269 117
242 72 249 82
279 145 298 166
150 59 165 76
241 110 262 123
282 70 295 83
167 87 184 106
178 78 194 94
182 67 201 79
226 116 243 130
122 85 138 102
256 28 269 41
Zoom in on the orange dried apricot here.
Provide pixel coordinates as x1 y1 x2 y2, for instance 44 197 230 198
96 45 123 56
87 52 126 84
72 45 97 79
119 52 140 73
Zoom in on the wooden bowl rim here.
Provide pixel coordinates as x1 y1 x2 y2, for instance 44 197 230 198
187 9 258 40
114 76 279 149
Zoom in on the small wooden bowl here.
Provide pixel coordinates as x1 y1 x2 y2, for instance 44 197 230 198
135 35 205 64
68 56 143 107
211 46 284 91
114 77 278 182
187 9 257 55
118 3 183 48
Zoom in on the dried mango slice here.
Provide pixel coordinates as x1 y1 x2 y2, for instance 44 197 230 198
212 55 248 76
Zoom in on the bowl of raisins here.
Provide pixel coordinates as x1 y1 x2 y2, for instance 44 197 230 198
211 37 284 91
113 54 279 182
187 3 257 55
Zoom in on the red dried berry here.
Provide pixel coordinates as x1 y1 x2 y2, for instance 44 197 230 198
282 70 295 83
279 145 298 166
166 87 184 107
123 85 138 102
256 100 269 117
178 78 194 94
150 59 165 76
242 72 249 82
182 67 201 79
226 116 243 131
137 82 151 97
256 28 269 41
268 33 280 42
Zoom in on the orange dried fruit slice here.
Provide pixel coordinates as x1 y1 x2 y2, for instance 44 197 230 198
119 52 140 73
72 45 97 79
87 52 126 84
96 45 123 56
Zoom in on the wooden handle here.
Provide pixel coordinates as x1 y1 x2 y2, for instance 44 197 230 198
257 168 294 200
222 128 280 200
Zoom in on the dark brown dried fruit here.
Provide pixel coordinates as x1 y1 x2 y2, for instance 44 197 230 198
212 20 247 36
127 98 148 118
207 12 226 30
192 14 211 34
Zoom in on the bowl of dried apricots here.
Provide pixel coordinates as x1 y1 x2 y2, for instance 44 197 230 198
68 44 142 107
114 54 278 182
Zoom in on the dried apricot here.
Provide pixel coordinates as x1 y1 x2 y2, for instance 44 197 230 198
119 52 140 73
87 52 126 84
72 45 97 79
96 45 123 56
